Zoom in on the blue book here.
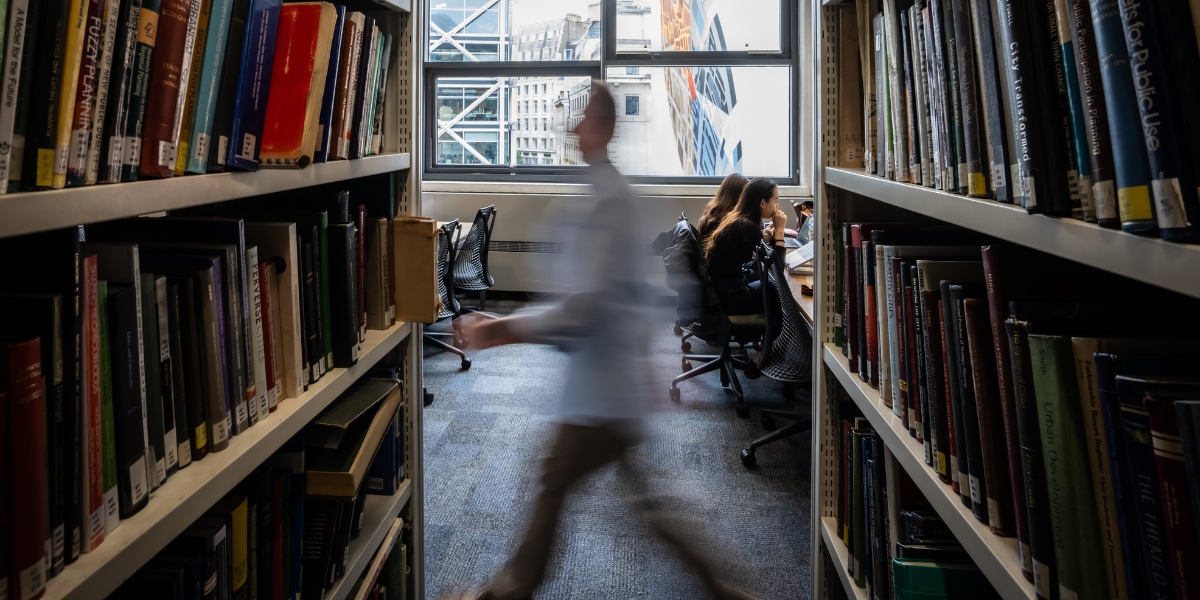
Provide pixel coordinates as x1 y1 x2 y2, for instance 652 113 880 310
1054 14 1094 221
1095 353 1147 600
224 0 282 171
185 0 239 174
1119 0 1200 242
1088 0 1155 233
1175 400 1200 563
364 406 400 496
312 5 345 164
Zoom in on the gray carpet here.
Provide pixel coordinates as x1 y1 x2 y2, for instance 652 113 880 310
422 298 812 600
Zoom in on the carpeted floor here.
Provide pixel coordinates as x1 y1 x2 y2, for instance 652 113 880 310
422 297 812 600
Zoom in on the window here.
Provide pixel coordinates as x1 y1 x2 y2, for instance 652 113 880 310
425 0 799 182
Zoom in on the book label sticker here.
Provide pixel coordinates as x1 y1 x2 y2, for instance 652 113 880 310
1094 180 1116 221
124 137 141 167
194 423 207 451
1034 560 1051 599
155 456 166 483
1059 585 1080 600
51 526 63 572
1117 185 1153 222
968 475 981 504
239 133 256 161
36 149 54 186
235 401 248 427
1019 541 1032 573
54 144 68 176
1151 178 1189 229
19 554 45 600
217 135 228 165
213 414 230 445
164 429 177 469
1067 169 1081 204
137 9 159 45
987 498 1000 528
194 133 208 161
103 487 119 535
107 136 124 171
178 441 191 467
158 141 173 167
351 342 359 362
1023 175 1037 209
129 456 148 506
87 507 104 545
1078 175 1095 216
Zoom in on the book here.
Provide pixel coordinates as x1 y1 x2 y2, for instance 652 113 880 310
21 0 70 190
968 0 1010 202
0 0 30 193
105 284 151 518
64 0 105 188
348 17 375 161
50 0 87 190
173 0 213 177
1 336 49 600
962 297 1016 536
165 283 193 469
119 0 163 182
352 518 403 600
311 5 344 164
1051 0 1096 221
256 261 280 411
140 273 170 487
208 495 249 600
96 0 140 184
892 560 1000 599
222 0 282 171
328 223 358 368
206 0 250 172
246 247 269 424
81 256 106 552
330 12 363 161
950 0 986 197
365 404 402 496
139 0 198 178
97 281 121 536
1176 400 1200 563
83 0 123 185
152 276 183 474
166 276 210 462
184 0 236 174
367 33 390 156
258 1 337 168
1028 334 1109 600
1142 383 1200 600
305 379 402 498
300 498 337 599
1066 0 1117 227
177 518 228 600
243 222 303 400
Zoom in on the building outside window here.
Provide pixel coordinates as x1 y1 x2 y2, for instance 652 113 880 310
426 0 799 181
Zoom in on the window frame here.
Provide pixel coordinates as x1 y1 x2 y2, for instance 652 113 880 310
423 0 803 185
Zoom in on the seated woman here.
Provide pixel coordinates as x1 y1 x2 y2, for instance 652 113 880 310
704 177 787 316
696 173 749 242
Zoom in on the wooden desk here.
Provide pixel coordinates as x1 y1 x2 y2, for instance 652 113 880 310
786 271 815 330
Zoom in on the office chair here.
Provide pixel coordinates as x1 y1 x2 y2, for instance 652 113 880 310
453 204 498 318
657 215 764 418
425 219 471 370
740 244 813 468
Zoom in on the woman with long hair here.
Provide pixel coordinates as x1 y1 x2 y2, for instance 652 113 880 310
696 173 749 241
704 177 786 315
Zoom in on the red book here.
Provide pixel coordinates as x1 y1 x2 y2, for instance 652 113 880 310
355 204 366 343
1144 396 1200 599
329 13 363 161
259 2 339 168
843 241 858 375
81 255 105 552
139 0 196 178
2 337 48 600
258 262 280 412
963 298 1016 537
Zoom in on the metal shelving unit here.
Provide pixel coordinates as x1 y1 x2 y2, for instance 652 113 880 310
819 517 868 600
326 480 414 600
43 324 414 600
0 153 411 239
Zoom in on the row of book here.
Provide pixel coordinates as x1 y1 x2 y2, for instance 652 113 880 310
112 376 409 600
848 0 1200 242
835 406 1000 600
0 183 404 600
0 0 394 194
835 221 1200 600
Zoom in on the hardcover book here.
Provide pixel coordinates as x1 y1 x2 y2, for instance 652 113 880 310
311 5 344 164
185 0 237 174
139 0 198 178
305 379 401 498
222 0 282 171
119 0 164 182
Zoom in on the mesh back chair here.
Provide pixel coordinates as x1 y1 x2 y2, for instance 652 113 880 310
425 219 471 370
452 205 498 317
740 244 813 468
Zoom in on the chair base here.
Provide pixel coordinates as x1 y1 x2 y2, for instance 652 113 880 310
424 334 471 370
741 409 810 468
669 345 750 417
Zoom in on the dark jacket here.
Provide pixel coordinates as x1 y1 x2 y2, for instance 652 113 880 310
652 216 718 323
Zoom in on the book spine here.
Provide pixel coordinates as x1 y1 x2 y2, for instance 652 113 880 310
3 338 49 600
223 0 281 172
330 225 358 368
65 0 103 188
875 13 887 177
257 262 279 410
248 247 269 424
914 6 936 188
969 0 1011 202
903 274 924 447
853 231 866 380
171 278 208 462
1052 0 1097 220
105 286 149 518
369 34 390 155
81 255 105 552
1044 0 1087 215
329 15 356 161
1119 0 1200 241
197 267 231 452
1069 339 1129 600
863 243 878 388
884 0 909 182
1175 401 1200 570
349 19 374 161
193 0 241 173
313 6 344 164
901 9 918 184
139 274 167 487
175 0 212 176
22 0 69 191
153 276 178 478
1117 383 1176 599
845 240 859 375
1143 397 1200 599
1094 354 1147 600
1028 334 1109 600
97 281 120 537
937 0 967 192
355 206 366 342
949 294 983 512
1067 0 1119 226
83 0 121 186
51 0 87 190
139 0 194 178
950 0 986 197
920 289 951 482
96 0 139 184
120 0 163 182
886 256 903 415
165 284 191 468
0 0 30 194
962 298 1016 536
997 0 1042 209
910 268 932 461
939 301 960 495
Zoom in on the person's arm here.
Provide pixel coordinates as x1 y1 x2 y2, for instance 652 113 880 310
770 209 787 246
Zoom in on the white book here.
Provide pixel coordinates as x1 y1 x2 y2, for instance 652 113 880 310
245 222 304 400
247 246 270 423
166 0 202 173
84 0 122 185
0 0 31 194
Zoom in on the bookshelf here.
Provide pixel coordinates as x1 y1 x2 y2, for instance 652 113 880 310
0 153 412 239
42 323 414 600
807 2 1200 599
326 480 414 600
0 0 427 598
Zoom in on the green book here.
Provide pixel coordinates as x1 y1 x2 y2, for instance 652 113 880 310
892 559 999 600
1027 334 1109 600
98 280 121 536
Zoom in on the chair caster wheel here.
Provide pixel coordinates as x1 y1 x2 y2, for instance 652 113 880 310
681 360 693 371
745 363 761 379
735 404 750 418
681 341 692 353
673 325 684 335
669 387 681 403
424 390 434 406
460 357 472 370
761 416 776 431
781 385 796 400
740 449 757 468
